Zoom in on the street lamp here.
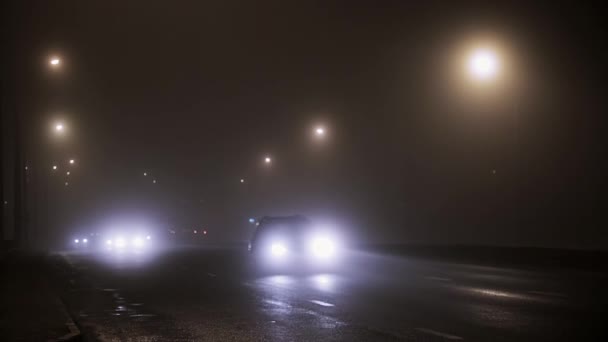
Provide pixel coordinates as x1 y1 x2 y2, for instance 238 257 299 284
468 48 499 81
264 156 272 164
69 159 75 165
49 57 60 67
240 178 245 183
55 123 64 133
314 126 326 137
52 165 57 170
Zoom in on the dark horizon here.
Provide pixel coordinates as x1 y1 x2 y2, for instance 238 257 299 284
2 0 607 249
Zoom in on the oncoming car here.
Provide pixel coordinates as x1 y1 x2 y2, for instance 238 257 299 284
103 233 153 252
248 215 341 270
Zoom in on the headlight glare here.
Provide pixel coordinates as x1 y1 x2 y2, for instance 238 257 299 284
311 237 334 258
271 242 287 256
133 237 144 248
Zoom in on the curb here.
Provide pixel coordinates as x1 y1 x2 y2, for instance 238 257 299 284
48 297 81 342
48 254 82 342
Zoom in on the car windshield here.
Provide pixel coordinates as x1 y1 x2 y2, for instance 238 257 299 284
253 218 310 239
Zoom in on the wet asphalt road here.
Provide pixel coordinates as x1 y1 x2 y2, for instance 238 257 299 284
56 246 608 341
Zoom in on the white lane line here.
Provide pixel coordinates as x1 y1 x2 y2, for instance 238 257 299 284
264 299 290 307
416 328 463 340
207 272 217 277
528 290 567 298
424 276 452 282
309 299 335 307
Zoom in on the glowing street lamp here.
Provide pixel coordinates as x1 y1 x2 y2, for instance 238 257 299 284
468 48 499 81
240 178 245 183
315 126 325 136
264 156 272 164
52 165 58 170
55 123 64 133
69 159 75 165
49 57 60 67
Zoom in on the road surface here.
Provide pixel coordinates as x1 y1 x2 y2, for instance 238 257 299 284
53 246 608 341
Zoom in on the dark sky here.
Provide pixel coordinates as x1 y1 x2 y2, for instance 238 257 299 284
4 1 607 248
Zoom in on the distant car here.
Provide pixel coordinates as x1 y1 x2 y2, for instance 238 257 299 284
103 233 153 252
248 215 340 269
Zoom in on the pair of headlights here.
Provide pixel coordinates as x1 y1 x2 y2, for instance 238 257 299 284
74 238 88 244
270 237 335 259
105 235 151 248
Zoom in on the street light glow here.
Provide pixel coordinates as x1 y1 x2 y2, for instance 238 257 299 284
55 123 64 132
69 159 75 164
52 165 58 170
50 58 60 66
469 48 498 80
315 127 325 136
264 156 272 164
240 178 245 183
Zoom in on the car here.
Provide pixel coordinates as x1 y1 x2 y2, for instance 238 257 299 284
248 215 340 270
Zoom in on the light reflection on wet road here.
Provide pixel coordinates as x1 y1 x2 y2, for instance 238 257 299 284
55 247 608 341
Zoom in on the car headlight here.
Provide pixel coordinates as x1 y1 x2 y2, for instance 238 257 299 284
311 237 335 258
133 237 144 248
271 242 287 257
83 238 88 244
115 238 126 248
74 239 79 244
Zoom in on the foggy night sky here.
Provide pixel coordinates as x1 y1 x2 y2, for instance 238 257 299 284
3 1 607 248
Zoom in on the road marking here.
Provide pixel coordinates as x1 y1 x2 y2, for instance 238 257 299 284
264 299 290 308
424 276 452 282
416 328 463 340
207 272 217 277
309 299 335 307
